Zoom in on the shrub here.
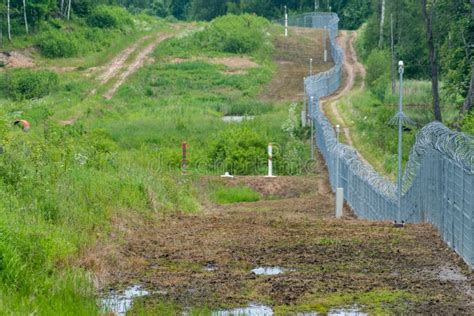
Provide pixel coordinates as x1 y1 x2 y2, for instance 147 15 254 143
461 113 474 135
37 30 80 58
366 49 390 86
5 69 59 100
209 126 268 175
87 5 133 30
366 49 390 100
196 14 270 54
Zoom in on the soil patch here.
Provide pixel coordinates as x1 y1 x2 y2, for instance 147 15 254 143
261 27 334 102
0 50 35 69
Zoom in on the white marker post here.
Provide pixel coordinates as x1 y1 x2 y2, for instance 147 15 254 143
323 26 328 62
310 96 315 160
266 143 275 178
309 58 313 76
335 125 343 219
302 77 307 127
336 188 343 218
284 6 288 37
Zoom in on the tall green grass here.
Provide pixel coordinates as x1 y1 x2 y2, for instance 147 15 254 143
211 185 261 204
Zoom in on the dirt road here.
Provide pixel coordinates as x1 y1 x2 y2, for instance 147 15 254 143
102 33 174 99
318 31 365 149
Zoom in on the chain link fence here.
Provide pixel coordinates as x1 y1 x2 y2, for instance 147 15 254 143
276 12 474 269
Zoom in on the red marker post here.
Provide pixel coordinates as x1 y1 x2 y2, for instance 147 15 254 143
181 142 187 176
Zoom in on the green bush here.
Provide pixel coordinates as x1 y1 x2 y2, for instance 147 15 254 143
37 30 80 58
209 126 268 175
461 113 474 135
196 14 271 54
87 5 133 29
366 49 390 100
212 185 260 204
5 69 59 100
366 49 390 86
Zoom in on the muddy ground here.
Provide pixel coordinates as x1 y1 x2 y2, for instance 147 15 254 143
84 174 473 314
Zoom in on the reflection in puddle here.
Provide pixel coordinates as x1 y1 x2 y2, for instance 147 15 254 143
212 303 273 316
99 285 149 316
222 116 255 123
251 266 287 275
204 263 218 271
328 307 367 316
211 304 366 316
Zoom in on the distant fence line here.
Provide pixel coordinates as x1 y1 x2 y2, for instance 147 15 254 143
276 12 474 269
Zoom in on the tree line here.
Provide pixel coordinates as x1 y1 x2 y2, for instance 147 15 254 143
0 0 372 43
362 0 473 120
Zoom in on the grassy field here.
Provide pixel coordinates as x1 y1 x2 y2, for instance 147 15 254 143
0 14 316 313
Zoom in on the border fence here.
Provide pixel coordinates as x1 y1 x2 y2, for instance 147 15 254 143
276 12 474 269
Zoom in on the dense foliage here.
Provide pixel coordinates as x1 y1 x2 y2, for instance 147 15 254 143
359 0 473 114
196 14 271 54
3 69 58 100
86 5 134 29
0 0 372 45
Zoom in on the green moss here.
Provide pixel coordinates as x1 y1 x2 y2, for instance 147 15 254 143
275 289 421 315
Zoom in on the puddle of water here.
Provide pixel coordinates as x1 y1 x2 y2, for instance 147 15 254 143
204 263 218 271
251 266 287 275
438 266 468 282
99 285 149 316
212 303 273 316
210 304 366 316
222 116 255 123
296 307 366 316
328 307 367 316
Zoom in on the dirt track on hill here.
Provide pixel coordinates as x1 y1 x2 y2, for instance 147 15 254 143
319 31 363 150
79 27 474 314
103 33 174 99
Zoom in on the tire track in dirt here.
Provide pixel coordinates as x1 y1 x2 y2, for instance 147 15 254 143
60 32 175 125
103 33 174 99
88 35 151 96
99 36 151 84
